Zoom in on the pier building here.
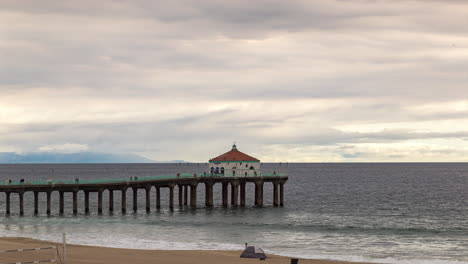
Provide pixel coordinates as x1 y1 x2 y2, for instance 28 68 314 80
208 144 260 177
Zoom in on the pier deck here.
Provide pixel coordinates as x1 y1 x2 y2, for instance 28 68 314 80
0 173 288 216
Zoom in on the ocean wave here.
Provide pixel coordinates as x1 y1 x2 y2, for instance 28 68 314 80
174 218 468 236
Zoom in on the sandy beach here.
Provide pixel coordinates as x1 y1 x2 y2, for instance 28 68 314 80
0 237 376 264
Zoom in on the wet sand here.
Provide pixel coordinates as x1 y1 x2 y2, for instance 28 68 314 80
0 237 376 264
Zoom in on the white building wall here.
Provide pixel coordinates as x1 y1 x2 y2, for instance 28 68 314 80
208 162 261 176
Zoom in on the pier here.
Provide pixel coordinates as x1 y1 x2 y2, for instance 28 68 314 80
0 173 287 216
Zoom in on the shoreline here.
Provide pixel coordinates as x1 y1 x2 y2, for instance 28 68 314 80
0 237 376 264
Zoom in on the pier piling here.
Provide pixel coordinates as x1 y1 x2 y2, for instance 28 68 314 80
240 181 246 207
109 190 114 212
132 187 138 212
19 192 24 216
254 180 264 207
73 191 78 214
46 191 51 215
190 183 197 208
169 184 175 209
204 182 214 207
231 181 239 206
273 182 279 207
145 186 151 212
85 191 90 214
222 182 228 207
156 187 161 209
59 191 64 214
280 182 284 206
5 192 10 215
178 184 183 207
98 189 103 214
34 191 39 215
183 185 188 205
121 188 127 213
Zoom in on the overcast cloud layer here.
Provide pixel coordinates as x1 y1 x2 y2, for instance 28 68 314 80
0 0 467 162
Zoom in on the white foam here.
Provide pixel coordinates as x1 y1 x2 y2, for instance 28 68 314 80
2 222 467 264
5 230 467 264
270 251 468 264
1 230 242 251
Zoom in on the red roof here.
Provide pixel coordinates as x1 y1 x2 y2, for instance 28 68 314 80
209 145 260 162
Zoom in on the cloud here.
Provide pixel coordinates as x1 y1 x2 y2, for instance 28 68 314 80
0 0 467 161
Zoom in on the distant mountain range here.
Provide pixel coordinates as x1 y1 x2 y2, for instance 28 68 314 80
0 152 187 163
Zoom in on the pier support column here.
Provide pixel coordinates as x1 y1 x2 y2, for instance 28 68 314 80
46 191 51 215
6 192 10 215
254 183 258 206
73 191 78 214
240 181 246 207
109 190 114 212
59 191 64 214
145 186 151 213
132 187 138 212
98 189 103 214
178 185 183 207
168 184 175 210
156 187 161 209
254 180 264 207
121 188 127 213
222 182 228 207
280 182 284 206
190 183 197 208
273 182 279 207
230 181 239 206
84 191 90 214
204 182 214 207
183 185 188 206
19 192 24 216
34 191 39 215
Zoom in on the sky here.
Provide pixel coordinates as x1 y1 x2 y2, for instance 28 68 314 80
0 0 467 162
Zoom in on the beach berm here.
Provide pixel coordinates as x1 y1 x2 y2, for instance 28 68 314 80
0 237 374 264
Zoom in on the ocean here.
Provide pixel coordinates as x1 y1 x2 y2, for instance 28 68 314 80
0 163 467 264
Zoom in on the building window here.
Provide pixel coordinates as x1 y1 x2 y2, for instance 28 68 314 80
249 166 254 170
221 167 225 175
210 167 214 174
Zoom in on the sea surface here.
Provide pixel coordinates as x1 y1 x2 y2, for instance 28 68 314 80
0 163 467 264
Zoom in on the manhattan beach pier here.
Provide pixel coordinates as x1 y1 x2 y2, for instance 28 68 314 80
0 145 288 216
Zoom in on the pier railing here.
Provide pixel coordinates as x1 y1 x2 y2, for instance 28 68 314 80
0 173 194 186
201 172 287 178
1 172 286 187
